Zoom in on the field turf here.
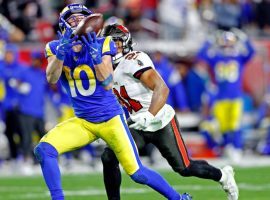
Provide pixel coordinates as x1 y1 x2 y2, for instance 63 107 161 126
0 166 269 200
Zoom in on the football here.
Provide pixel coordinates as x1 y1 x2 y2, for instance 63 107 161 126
73 13 104 37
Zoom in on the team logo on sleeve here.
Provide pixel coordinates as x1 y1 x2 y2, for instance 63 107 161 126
137 59 143 66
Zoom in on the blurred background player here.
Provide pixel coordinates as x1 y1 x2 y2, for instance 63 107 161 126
0 62 5 120
0 13 25 169
0 62 6 150
100 23 238 200
197 28 255 162
1 44 25 164
199 83 221 155
17 51 47 174
34 3 188 200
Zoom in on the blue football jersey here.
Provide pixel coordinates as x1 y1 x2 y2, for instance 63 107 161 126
198 40 255 100
45 37 123 122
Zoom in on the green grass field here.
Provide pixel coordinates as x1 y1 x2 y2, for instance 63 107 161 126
0 166 270 200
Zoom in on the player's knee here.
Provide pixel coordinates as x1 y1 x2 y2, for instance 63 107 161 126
34 142 58 164
101 148 118 166
130 167 148 184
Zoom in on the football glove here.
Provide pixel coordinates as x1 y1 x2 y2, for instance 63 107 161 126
56 17 78 61
81 32 102 65
129 111 156 131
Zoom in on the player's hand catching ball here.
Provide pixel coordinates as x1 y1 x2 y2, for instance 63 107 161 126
56 17 78 61
82 32 102 65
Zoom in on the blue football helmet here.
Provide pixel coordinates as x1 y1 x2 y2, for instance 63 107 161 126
59 3 92 32
216 30 237 48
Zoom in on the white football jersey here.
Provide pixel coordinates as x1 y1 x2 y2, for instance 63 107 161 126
113 51 175 131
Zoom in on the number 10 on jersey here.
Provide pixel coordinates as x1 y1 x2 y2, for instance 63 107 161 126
63 65 96 97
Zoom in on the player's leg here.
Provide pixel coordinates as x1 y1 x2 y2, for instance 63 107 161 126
153 115 238 199
101 125 146 200
34 117 98 200
101 147 121 200
4 110 20 159
229 99 243 150
199 117 220 151
98 114 187 200
19 114 34 161
152 116 221 180
213 100 232 147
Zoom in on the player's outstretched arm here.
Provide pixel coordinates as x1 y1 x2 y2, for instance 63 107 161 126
140 69 169 116
46 55 64 84
82 32 113 90
46 19 77 84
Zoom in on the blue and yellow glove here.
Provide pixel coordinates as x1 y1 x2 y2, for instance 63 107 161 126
56 18 78 61
82 32 102 65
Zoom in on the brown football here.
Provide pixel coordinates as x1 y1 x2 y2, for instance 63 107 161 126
73 13 104 37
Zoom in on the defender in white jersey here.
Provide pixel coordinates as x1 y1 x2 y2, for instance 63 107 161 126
113 50 175 132
100 24 239 200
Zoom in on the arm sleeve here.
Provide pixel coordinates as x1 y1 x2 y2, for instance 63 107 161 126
44 40 59 58
128 52 154 79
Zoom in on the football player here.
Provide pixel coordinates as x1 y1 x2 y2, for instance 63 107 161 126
100 24 239 200
1 44 25 161
17 52 47 174
34 3 190 200
197 29 255 162
0 63 5 126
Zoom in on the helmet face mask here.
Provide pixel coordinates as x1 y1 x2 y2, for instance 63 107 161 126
100 24 133 64
217 31 237 48
215 31 239 55
59 3 92 33
66 13 86 29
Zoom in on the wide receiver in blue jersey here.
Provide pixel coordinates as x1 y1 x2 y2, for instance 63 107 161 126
34 3 190 200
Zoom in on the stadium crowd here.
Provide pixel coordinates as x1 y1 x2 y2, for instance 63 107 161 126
1 0 270 176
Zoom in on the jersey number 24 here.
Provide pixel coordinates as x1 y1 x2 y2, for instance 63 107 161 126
113 86 142 114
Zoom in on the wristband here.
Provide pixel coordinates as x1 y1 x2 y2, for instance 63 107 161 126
101 74 113 87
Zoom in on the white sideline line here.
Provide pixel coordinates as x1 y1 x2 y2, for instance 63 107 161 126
2 183 270 199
